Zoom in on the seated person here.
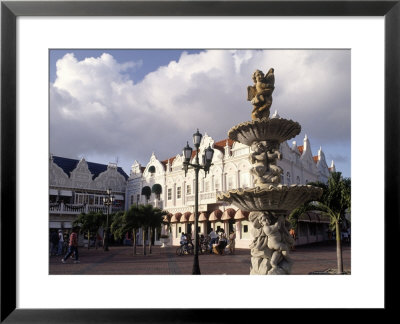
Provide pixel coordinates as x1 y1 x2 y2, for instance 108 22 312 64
180 232 187 246
214 233 228 255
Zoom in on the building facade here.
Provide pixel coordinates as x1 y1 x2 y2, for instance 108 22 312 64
125 131 336 248
49 155 128 245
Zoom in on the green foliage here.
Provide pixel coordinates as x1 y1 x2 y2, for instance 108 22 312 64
110 206 142 240
289 172 351 230
73 211 105 235
110 211 126 240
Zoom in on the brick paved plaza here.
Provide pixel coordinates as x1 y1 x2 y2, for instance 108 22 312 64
49 241 350 275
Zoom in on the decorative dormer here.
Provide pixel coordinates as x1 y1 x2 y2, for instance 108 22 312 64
291 141 299 153
316 146 330 179
302 134 309 155
108 162 118 170
144 152 165 177
330 160 336 173
167 159 171 173
300 134 318 172
224 140 231 157
130 160 142 176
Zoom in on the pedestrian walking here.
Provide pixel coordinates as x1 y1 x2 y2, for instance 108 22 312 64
57 229 64 255
289 228 296 250
50 230 59 256
228 230 236 254
61 227 80 264
208 228 218 253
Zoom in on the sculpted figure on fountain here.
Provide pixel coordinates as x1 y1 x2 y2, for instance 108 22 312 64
217 68 323 275
249 141 283 186
247 68 275 120
249 211 294 275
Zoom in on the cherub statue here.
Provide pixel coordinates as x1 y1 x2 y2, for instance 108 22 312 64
249 212 293 273
249 141 283 185
249 141 268 185
259 215 290 269
247 68 275 120
265 142 283 184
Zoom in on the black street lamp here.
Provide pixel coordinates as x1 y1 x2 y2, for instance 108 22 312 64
183 129 214 275
103 188 115 251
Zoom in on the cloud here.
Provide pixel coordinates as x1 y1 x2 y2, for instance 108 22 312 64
50 49 351 176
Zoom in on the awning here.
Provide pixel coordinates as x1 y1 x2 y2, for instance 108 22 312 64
114 194 124 200
221 208 236 220
198 212 208 222
298 214 310 222
49 189 58 196
49 221 61 228
63 222 73 228
234 210 249 220
163 213 173 223
308 212 319 222
59 190 72 197
180 212 191 223
170 213 182 223
209 209 222 221
319 214 331 223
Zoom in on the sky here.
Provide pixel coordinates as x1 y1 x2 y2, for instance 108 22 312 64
49 49 351 178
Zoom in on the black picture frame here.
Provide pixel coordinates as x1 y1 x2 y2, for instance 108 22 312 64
1 0 398 322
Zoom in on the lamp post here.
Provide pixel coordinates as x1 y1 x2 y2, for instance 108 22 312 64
183 129 214 275
103 188 115 251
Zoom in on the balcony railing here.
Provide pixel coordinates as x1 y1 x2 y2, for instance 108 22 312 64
49 202 123 215
185 191 217 204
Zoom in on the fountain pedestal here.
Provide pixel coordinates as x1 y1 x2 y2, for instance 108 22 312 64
217 68 322 274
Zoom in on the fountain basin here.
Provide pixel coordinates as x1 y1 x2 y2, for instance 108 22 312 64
228 117 301 146
217 185 323 212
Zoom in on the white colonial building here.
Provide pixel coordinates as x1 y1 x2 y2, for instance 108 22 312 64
49 155 128 244
49 125 336 248
125 131 336 248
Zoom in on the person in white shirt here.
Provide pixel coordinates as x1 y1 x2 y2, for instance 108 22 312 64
57 229 64 256
180 233 187 246
208 229 218 253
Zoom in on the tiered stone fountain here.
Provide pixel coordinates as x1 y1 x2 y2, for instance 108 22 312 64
217 68 323 275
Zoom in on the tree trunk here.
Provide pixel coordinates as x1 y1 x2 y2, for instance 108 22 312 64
142 227 146 256
87 231 90 250
133 229 136 256
335 220 343 274
149 227 153 254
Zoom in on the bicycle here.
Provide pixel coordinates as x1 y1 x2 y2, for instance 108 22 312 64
200 236 212 254
176 244 193 256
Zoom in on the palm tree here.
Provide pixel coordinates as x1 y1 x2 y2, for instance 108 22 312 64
289 172 351 274
148 206 168 254
111 207 141 256
134 204 168 255
73 211 104 249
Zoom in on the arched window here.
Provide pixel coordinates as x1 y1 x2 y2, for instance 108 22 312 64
152 184 162 199
141 186 151 202
286 172 291 185
296 176 300 185
240 172 249 189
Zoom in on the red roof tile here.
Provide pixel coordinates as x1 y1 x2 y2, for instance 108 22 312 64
214 138 234 151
